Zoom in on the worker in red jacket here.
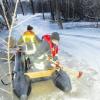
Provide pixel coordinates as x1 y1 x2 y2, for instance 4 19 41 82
30 32 60 70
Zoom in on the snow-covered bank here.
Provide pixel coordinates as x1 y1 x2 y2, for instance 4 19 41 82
11 14 100 72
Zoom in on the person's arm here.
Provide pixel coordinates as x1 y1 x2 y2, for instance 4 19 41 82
54 55 60 68
35 35 42 44
17 36 24 46
32 40 50 60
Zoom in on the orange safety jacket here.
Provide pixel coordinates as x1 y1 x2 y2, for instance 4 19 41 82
42 35 58 57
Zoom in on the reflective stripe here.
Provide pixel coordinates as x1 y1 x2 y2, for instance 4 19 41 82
22 35 36 55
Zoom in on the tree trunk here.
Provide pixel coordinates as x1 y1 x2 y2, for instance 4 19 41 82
41 0 45 20
9 0 15 14
19 0 24 15
49 0 55 20
72 0 75 20
29 0 35 14
1 0 12 26
96 17 99 28
55 0 63 29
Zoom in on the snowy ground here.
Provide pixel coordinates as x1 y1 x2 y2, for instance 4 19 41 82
0 13 100 100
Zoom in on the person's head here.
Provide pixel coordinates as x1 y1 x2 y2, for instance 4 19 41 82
51 32 60 45
27 25 33 31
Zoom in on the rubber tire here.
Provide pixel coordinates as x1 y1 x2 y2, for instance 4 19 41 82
13 74 31 98
52 69 72 92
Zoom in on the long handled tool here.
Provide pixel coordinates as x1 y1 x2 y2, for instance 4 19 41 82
25 60 83 79
49 59 83 79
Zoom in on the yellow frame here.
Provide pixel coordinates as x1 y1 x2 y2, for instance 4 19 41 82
24 69 55 79
24 67 81 79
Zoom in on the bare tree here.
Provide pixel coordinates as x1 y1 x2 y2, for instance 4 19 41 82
0 4 6 29
9 0 15 14
1 0 12 26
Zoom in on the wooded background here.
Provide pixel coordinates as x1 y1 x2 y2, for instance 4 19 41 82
0 0 100 29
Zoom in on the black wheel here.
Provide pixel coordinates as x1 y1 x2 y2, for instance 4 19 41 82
52 69 72 92
13 74 32 98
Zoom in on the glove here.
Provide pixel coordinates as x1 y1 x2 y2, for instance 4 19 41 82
47 55 52 61
54 61 62 69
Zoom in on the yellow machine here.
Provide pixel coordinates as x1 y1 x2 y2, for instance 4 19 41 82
25 67 82 79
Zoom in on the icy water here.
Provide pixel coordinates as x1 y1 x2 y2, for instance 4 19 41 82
0 58 100 100
0 32 100 100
